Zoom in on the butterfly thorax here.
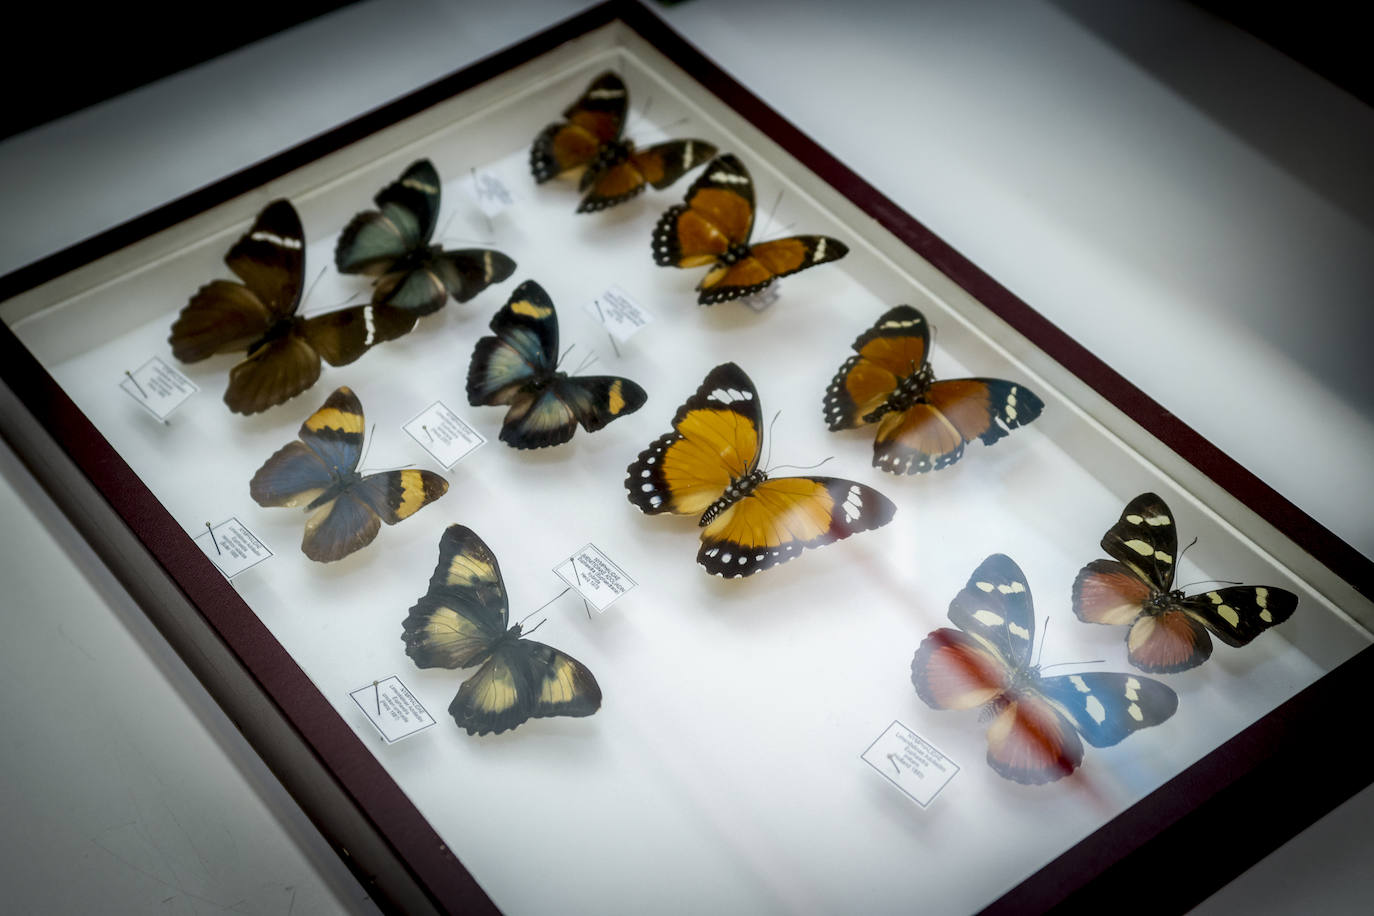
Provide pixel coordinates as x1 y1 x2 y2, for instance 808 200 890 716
699 469 767 527
865 364 935 422
527 370 566 393
1142 589 1185 615
306 469 362 511
590 139 633 173
981 664 1037 719
247 315 303 357
717 243 755 267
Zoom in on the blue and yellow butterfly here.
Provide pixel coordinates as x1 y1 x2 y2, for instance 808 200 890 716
249 386 448 562
402 525 602 735
467 280 648 449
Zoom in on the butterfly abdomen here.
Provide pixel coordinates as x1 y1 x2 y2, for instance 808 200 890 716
698 469 766 527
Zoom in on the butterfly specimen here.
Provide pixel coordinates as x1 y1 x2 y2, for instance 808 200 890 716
651 153 849 305
467 279 648 449
334 158 516 315
169 199 415 415
249 387 448 562
912 553 1178 785
823 305 1044 475
402 524 602 735
1072 492 1298 673
530 70 717 213
625 361 895 578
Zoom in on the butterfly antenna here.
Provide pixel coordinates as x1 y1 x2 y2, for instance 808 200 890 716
768 456 835 474
556 344 576 370
439 206 460 242
758 189 784 239
573 351 599 375
357 423 378 470
1176 578 1243 591
1035 617 1050 667
1177 536 1200 564
519 586 572 627
760 409 783 471
1040 658 1107 672
301 266 328 308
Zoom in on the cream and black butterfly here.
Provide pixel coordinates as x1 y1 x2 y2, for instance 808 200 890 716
402 525 602 735
467 280 647 449
625 361 895 577
1072 492 1298 673
334 158 516 315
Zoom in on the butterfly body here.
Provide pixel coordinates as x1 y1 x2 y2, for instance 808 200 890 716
912 553 1178 784
250 387 448 562
402 525 602 735
652 154 848 305
467 280 647 449
825 305 1043 474
1072 492 1298 673
625 362 894 578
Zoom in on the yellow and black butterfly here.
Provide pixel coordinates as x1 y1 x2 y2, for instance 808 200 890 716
651 154 848 305
249 387 448 562
170 199 416 415
913 553 1178 784
402 524 602 735
530 70 717 213
334 159 516 316
824 305 1044 474
467 280 648 449
1072 492 1298 673
625 362 895 577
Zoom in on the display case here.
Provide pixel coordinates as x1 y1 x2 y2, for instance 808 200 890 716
2 3 1371 913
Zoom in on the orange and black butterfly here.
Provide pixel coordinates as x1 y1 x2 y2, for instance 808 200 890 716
625 362 895 578
651 154 848 305
334 159 516 316
1072 492 1298 673
530 71 717 213
823 306 1044 474
913 553 1178 784
402 525 602 735
249 387 448 562
169 200 415 415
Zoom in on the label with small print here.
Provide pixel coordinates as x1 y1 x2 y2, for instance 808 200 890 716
194 518 272 578
403 401 486 468
739 280 781 313
861 720 958 807
465 167 516 218
554 544 636 613
350 676 436 744
583 286 654 343
120 357 197 420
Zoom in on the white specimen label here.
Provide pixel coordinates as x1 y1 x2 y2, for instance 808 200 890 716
403 401 486 468
120 357 197 420
739 280 781 313
465 167 517 218
554 544 637 612
350 676 436 744
194 517 272 578
583 285 654 343
861 720 958 807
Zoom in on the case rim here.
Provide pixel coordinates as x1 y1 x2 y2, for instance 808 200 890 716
0 2 1369 912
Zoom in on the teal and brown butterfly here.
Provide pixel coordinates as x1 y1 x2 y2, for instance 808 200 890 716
249 387 448 562
823 305 1043 474
530 70 716 212
1072 492 1298 673
467 280 647 449
169 199 416 414
402 525 602 735
651 154 847 305
334 159 516 316
625 362 894 577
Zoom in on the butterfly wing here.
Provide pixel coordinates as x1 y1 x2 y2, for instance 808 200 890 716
1071 557 1212 672
450 638 602 736
467 279 559 406
578 139 719 213
1038 671 1178 749
530 71 627 182
429 248 517 303
1099 492 1179 592
947 553 1038 670
698 236 849 305
823 305 929 431
498 375 648 450
402 525 509 669
335 159 441 275
224 334 322 415
872 378 1043 475
652 154 755 268
169 280 275 362
625 361 762 516
697 476 895 578
224 199 305 317
299 304 419 367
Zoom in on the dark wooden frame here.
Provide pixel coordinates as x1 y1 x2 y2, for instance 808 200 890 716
1 2 1369 912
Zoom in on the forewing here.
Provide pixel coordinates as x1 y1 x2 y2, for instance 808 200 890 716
1039 671 1178 748
1101 492 1179 591
333 211 410 276
225 199 305 317
300 304 418 366
375 158 441 247
530 71 626 182
822 305 929 431
632 139 718 190
169 280 275 362
430 249 517 302
947 553 1037 670
466 280 559 407
553 375 648 433
352 470 449 525
651 154 755 267
401 525 509 668
294 386 366 476
1178 585 1298 648
223 333 321 415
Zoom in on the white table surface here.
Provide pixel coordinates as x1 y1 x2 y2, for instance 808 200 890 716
2 1 1370 912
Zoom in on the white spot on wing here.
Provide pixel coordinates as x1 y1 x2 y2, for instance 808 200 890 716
972 609 1004 627
362 307 377 346
249 230 302 249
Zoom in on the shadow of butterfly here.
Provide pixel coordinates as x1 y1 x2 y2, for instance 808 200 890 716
824 305 1044 474
1072 492 1298 673
651 154 848 305
625 361 895 578
169 199 414 415
912 553 1178 785
467 279 647 449
402 524 602 735
530 70 717 213
249 386 447 562
334 158 516 316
